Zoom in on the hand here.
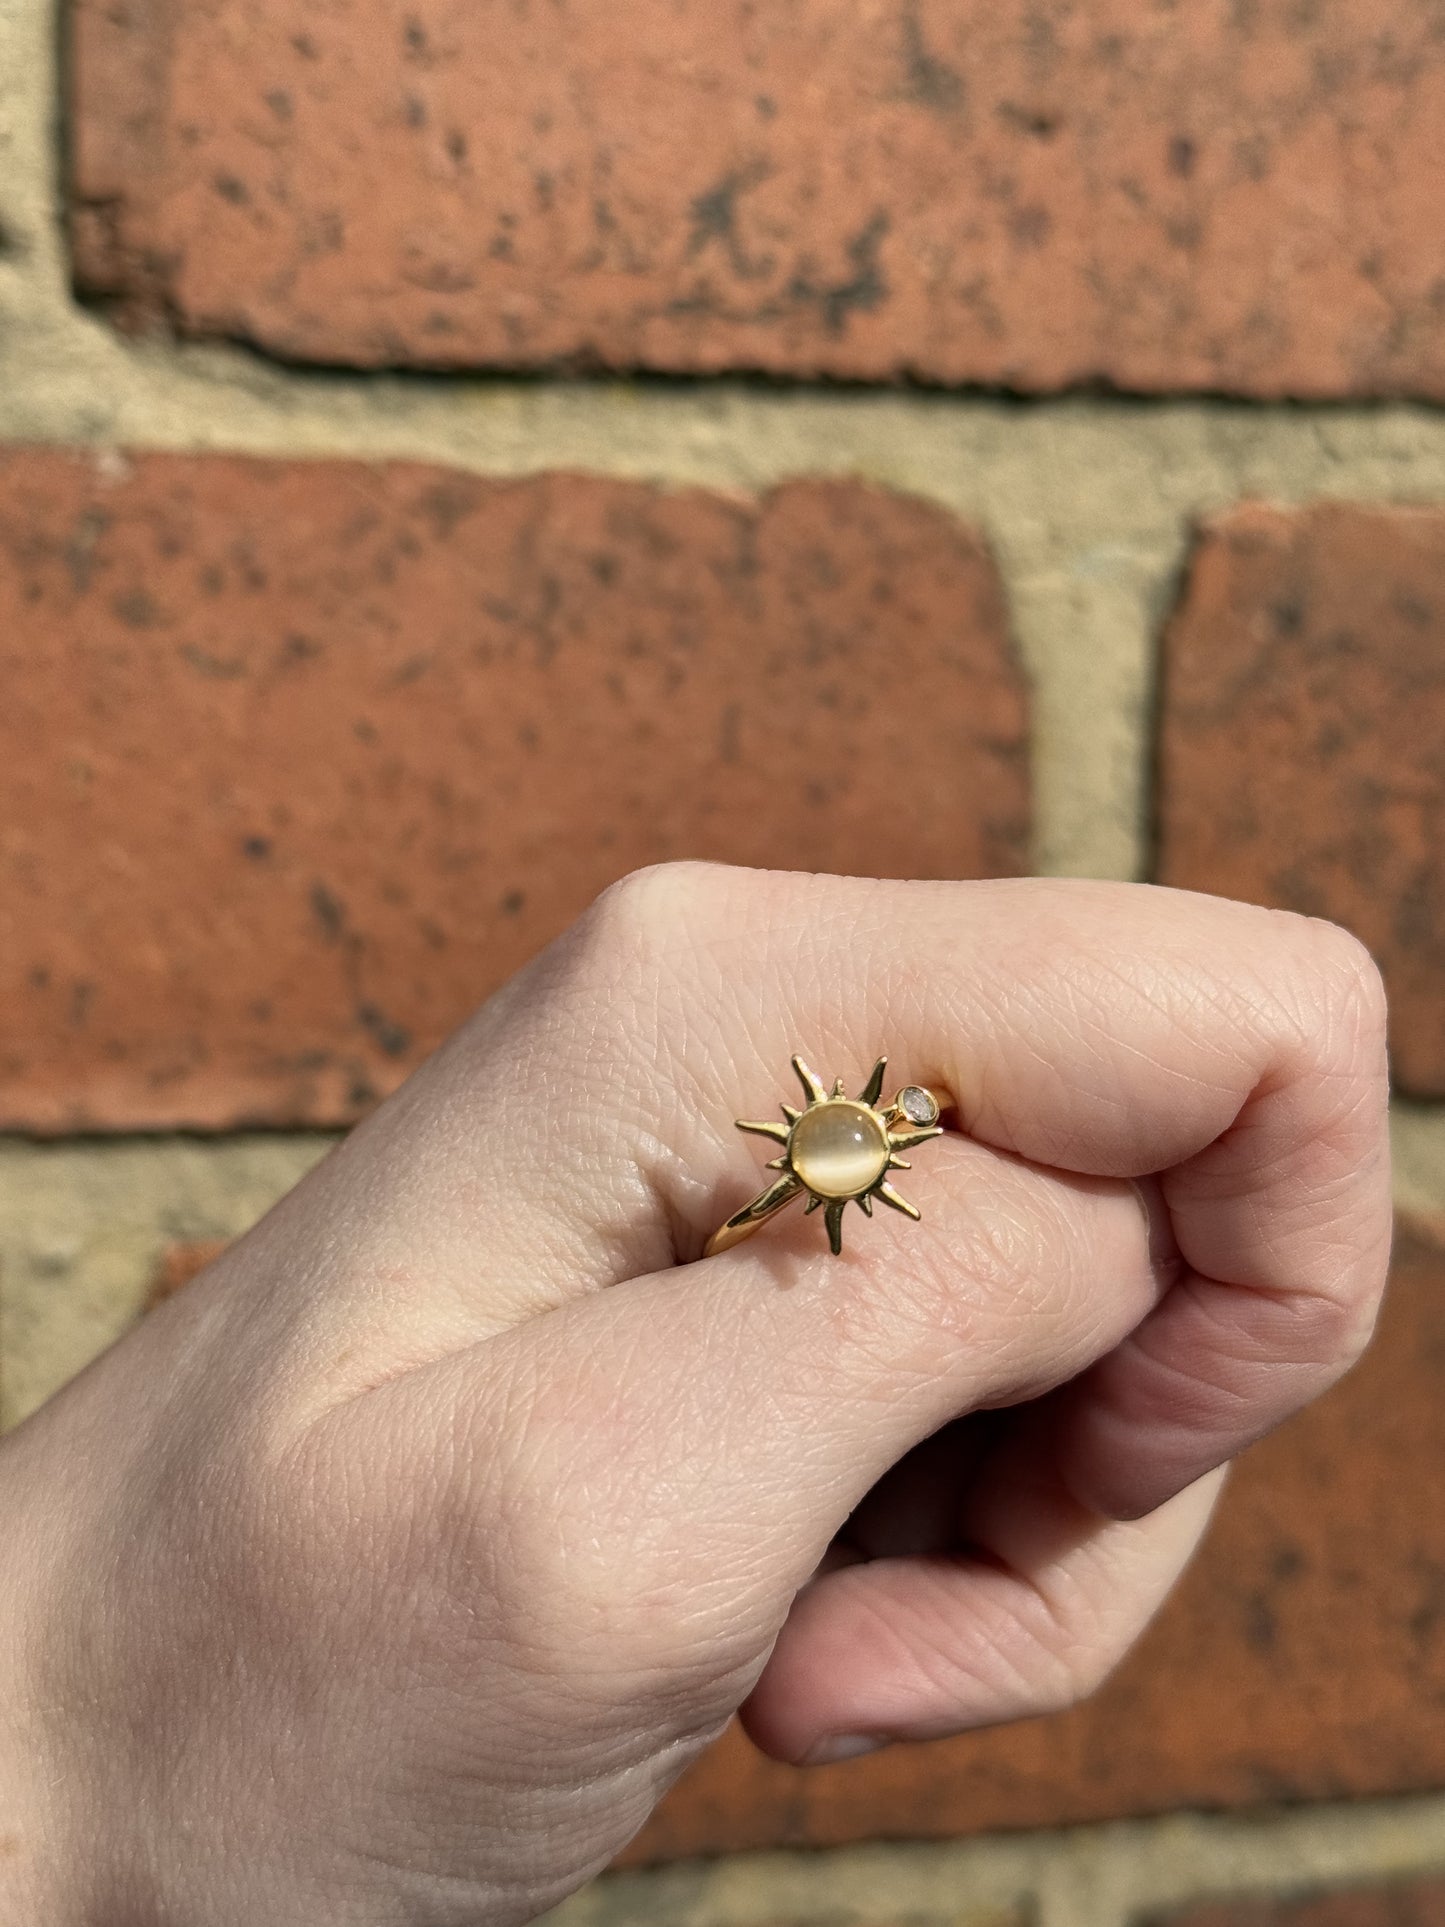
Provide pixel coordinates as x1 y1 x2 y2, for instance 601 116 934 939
0 868 1391 1926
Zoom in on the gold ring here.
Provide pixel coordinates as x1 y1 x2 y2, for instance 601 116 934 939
703 1055 945 1259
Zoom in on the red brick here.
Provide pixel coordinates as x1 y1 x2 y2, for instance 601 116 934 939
1156 502 1445 1096
625 1213 1445 1859
69 0 1445 397
1142 1874 1445 1927
0 449 1027 1132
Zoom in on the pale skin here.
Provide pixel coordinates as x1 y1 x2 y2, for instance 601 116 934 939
0 867 1392 1926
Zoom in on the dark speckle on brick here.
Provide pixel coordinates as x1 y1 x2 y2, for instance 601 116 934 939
998 100 1062 139
1394 591 1435 627
1271 597 1304 634
500 888 525 915
264 88 293 121
1010 204 1053 247
898 3 966 115
357 1001 412 1057
180 642 246 678
242 835 273 860
113 588 161 627
64 507 109 593
1272 1543 1306 1581
1243 1590 1278 1652
213 172 249 205
688 163 772 278
1169 133 1198 178
789 212 890 335
418 478 484 538
1232 131 1272 182
346 1072 379 1109
310 882 345 941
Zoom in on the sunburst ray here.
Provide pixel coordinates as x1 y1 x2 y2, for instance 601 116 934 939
858 1057 887 1106
877 1179 921 1220
792 1055 828 1105
744 1173 802 1221
824 1200 847 1254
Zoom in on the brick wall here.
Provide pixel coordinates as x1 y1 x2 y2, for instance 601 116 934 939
2 0 1444 1922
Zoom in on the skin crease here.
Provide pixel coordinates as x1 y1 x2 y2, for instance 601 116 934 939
0 868 1392 1927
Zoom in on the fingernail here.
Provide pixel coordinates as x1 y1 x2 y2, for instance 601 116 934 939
803 1733 885 1766
1129 1175 1182 1276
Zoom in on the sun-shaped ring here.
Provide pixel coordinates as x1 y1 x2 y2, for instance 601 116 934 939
702 1054 945 1259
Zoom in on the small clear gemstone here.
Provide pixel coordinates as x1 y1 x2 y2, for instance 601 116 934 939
789 1100 890 1200
898 1085 939 1126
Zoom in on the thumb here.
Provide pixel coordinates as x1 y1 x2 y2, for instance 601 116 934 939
459 1129 1165 1640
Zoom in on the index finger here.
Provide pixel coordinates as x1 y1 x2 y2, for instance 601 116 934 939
613 867 1390 1518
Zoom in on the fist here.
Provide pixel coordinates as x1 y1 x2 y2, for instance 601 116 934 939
0 869 1391 1926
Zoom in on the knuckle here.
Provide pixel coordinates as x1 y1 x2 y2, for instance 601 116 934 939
925 1585 1123 1725
1295 1278 1380 1373
1018 1580 1137 1714
1239 909 1389 1094
542 861 738 1056
1284 914 1389 1059
577 861 731 971
1304 917 1388 1028
498 859 737 1088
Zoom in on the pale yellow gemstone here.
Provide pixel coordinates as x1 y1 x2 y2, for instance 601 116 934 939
789 1101 890 1200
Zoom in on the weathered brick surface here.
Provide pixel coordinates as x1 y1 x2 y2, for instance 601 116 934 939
1156 502 1445 1096
69 0 1445 397
622 1213 1445 1858
1142 1874 1445 1926
0 449 1027 1131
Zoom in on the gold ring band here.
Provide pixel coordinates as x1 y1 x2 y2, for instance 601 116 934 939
703 1054 945 1259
